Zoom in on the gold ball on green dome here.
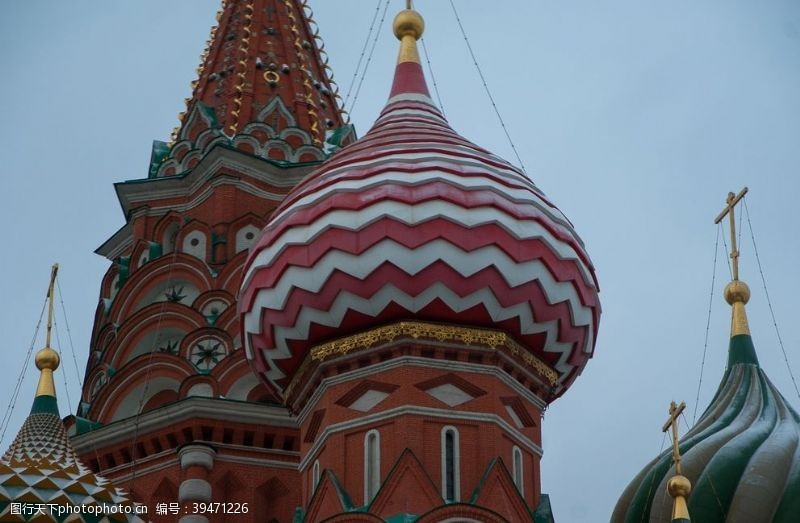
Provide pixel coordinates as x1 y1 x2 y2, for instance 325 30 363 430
35 347 60 371
724 280 750 305
667 475 692 498
393 9 424 40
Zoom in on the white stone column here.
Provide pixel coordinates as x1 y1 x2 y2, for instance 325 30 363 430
178 444 216 523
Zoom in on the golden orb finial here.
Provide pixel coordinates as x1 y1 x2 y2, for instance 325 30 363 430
667 474 692 521
724 280 750 305
35 347 60 371
724 279 751 336
393 9 424 41
393 6 424 65
34 346 60 398
667 475 692 498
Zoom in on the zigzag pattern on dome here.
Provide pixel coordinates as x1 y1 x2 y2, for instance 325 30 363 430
240 59 601 399
149 98 354 178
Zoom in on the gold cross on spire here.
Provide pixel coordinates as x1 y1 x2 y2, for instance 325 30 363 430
662 401 692 521
714 187 748 281
662 400 686 475
45 263 58 349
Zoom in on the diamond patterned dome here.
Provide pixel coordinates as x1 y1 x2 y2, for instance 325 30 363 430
0 367 144 521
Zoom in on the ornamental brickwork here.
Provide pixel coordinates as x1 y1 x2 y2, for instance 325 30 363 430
70 1 352 518
69 3 594 522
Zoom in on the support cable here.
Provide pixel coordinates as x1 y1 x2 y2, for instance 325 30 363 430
53 317 73 414
693 225 721 423
743 198 800 400
56 279 84 388
0 296 47 448
447 0 527 172
738 201 744 253
342 0 384 110
53 272 102 471
639 431 668 523
127 249 180 490
420 36 446 117
720 222 733 280
680 411 691 433
347 0 392 115
680 411 724 515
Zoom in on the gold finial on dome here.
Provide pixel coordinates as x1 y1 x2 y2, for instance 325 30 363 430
667 475 692 521
662 401 691 522
36 347 60 371
393 2 424 64
35 264 60 398
724 279 750 336
714 187 750 337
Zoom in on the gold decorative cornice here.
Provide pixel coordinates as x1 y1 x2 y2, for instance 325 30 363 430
308 321 558 385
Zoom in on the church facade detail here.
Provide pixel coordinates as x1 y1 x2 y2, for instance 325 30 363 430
62 2 600 521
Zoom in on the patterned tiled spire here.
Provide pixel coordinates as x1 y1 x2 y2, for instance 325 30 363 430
173 0 347 142
0 267 143 522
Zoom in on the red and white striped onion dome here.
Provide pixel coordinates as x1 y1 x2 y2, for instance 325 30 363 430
239 8 600 400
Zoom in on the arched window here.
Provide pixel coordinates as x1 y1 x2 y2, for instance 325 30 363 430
312 460 321 493
182 230 207 260
235 224 262 253
441 426 460 502
162 222 180 254
364 430 380 503
512 446 524 493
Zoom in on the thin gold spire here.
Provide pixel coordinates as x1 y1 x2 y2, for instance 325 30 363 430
393 3 424 64
714 187 751 337
35 264 61 398
662 401 691 521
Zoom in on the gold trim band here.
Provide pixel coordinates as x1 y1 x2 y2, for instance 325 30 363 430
308 321 558 385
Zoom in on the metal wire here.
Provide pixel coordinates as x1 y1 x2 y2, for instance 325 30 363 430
719 220 733 280
56 278 84 388
128 248 181 490
693 225 721 423
420 36 446 117
342 0 384 110
53 317 73 413
447 0 527 173
639 430 668 523
347 0 392 115
680 411 691 433
738 201 744 253
0 294 47 448
743 198 800 400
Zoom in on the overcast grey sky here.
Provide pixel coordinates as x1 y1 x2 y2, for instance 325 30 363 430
1 1 799 521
